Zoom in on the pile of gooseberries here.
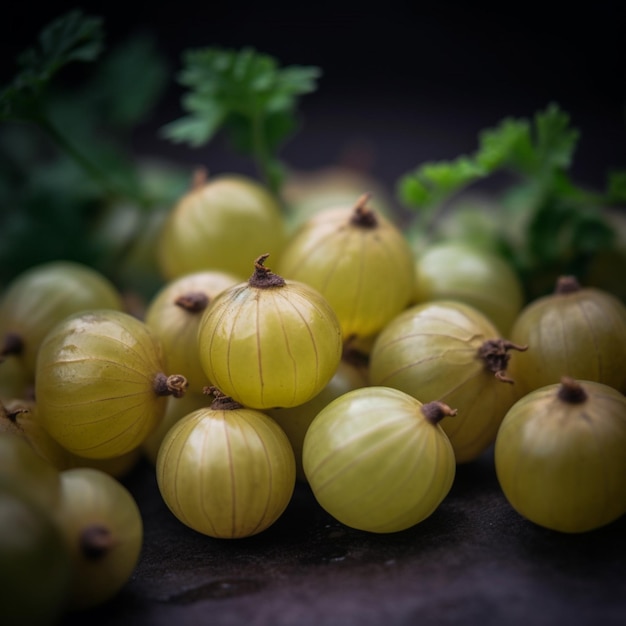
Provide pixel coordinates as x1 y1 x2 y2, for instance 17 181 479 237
1 171 626 623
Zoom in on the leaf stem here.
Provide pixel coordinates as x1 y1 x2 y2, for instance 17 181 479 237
37 114 144 205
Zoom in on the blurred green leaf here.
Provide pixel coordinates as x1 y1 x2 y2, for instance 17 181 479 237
162 46 321 195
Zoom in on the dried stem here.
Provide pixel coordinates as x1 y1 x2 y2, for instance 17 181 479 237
154 373 189 398
248 253 286 288
478 339 528 384
421 401 458 425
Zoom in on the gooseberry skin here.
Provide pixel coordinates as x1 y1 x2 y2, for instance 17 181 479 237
157 173 287 281
55 467 144 610
0 432 61 511
0 260 123 377
302 386 456 533
508 277 626 394
197 260 343 410
276 196 416 339
369 300 524 463
494 378 626 533
144 270 240 393
156 401 296 539
0 485 72 626
267 358 369 481
35 309 185 459
412 241 524 336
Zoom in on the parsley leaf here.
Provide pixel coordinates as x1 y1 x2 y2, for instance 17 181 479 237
0 10 104 122
397 103 623 300
162 46 321 196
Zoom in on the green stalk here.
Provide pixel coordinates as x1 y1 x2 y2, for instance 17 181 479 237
37 114 145 206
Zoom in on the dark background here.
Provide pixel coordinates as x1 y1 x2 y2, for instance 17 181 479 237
2 1 625 194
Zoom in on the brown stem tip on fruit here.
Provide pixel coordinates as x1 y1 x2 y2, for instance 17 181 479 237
208 386 244 411
557 376 588 404
154 373 188 398
555 275 582 295
478 339 528 384
249 253 286 288
175 291 210 313
421 401 458 425
350 193 378 229
80 524 115 561
191 166 209 190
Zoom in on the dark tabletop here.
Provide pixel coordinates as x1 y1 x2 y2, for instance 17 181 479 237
60 448 626 626
5 4 626 625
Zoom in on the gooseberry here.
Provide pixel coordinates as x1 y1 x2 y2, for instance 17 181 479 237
412 240 524 335
156 388 296 538
35 309 188 459
144 270 240 393
197 254 343 409
369 300 527 463
0 261 123 378
54 467 144 610
157 171 287 280
509 275 626 394
276 193 416 339
302 386 456 533
495 377 626 533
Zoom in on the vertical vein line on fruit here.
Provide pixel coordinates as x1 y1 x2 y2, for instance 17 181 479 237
168 422 192 528
223 295 247 403
247 418 274 536
223 413 238 537
274 293 298 406
289 288 323 392
255 293 265 406
198 416 219 537
578 298 602 381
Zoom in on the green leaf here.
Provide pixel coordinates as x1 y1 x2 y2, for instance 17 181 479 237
162 46 321 194
0 10 104 121
476 118 534 173
532 103 579 174
83 31 170 129
606 170 626 203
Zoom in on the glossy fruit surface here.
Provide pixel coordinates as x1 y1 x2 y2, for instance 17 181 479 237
197 255 343 409
0 431 61 511
267 358 368 481
55 467 144 610
156 393 296 538
141 390 209 465
495 377 626 533
276 194 416 339
0 486 72 626
0 260 123 377
413 240 524 335
302 386 456 533
369 300 525 463
145 270 240 393
509 276 626 394
157 173 287 280
35 309 188 459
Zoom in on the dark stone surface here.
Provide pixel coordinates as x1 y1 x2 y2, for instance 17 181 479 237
60 449 626 626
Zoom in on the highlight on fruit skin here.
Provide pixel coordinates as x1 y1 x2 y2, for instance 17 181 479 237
494 376 626 533
35 309 188 459
369 300 527 463
302 385 457 533
197 254 343 410
276 193 416 339
156 387 296 539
